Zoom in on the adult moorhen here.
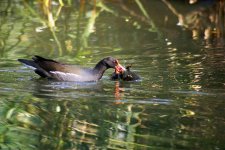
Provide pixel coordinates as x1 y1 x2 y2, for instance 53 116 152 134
111 65 141 81
18 56 126 82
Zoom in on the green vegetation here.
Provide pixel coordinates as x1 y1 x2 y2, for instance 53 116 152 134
1 0 223 58
0 0 224 149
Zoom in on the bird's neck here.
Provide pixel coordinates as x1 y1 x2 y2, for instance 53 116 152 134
93 60 108 80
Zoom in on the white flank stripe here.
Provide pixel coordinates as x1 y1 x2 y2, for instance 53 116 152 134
50 71 83 81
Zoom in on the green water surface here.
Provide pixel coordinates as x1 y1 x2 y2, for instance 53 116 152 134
0 0 224 150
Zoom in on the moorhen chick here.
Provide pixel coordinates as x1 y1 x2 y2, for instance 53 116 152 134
18 56 126 82
111 65 141 81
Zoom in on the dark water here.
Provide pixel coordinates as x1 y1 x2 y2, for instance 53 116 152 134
0 0 225 150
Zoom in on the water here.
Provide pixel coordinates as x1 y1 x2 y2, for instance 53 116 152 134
0 0 225 150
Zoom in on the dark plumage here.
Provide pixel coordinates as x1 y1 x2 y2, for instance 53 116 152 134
111 65 141 81
18 56 126 82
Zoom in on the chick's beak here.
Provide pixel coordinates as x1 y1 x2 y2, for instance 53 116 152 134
115 60 126 74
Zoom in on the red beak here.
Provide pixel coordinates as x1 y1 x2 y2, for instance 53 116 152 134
115 60 126 74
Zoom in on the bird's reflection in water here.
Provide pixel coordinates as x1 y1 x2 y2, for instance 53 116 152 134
114 81 125 104
30 78 103 99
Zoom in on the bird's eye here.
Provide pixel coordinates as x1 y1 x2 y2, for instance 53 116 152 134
114 60 118 64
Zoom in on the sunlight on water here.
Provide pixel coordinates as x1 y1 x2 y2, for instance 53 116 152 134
0 0 225 149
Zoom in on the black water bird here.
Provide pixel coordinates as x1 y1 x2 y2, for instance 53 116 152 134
18 56 126 82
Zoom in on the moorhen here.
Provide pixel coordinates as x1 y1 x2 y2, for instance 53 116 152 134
111 65 141 81
18 56 126 82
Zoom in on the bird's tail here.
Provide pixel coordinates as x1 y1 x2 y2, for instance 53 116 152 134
18 59 38 69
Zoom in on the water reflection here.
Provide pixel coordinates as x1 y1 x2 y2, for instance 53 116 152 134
0 0 225 149
31 79 104 99
1 0 224 58
1 62 225 149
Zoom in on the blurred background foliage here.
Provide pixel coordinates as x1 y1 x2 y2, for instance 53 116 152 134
0 0 224 58
0 0 225 149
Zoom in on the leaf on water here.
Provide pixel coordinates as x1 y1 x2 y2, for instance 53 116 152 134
6 108 16 119
16 112 44 128
159 115 168 118
180 108 195 117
